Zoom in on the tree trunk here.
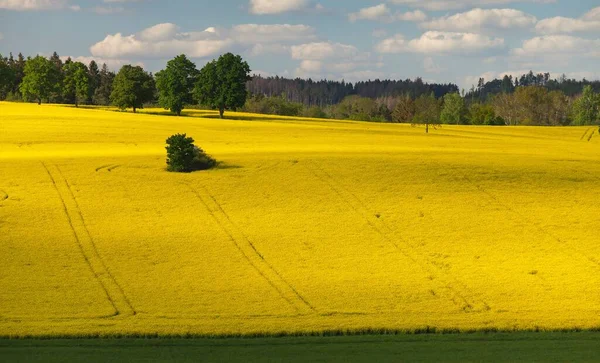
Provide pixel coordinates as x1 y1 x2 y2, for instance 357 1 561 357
133 106 137 113
426 123 429 134
219 107 224 119
37 98 41 105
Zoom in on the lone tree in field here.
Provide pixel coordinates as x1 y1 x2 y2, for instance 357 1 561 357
412 92 441 133
20 55 60 105
166 134 216 172
572 85 599 126
110 65 155 113
194 53 251 118
155 54 199 116
62 61 90 107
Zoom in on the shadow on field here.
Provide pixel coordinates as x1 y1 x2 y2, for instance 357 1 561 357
213 162 243 170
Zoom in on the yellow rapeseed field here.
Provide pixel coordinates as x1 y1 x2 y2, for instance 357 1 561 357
1 101 599 336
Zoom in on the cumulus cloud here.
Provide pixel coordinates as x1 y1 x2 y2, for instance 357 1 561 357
291 42 359 60
535 7 600 34
349 4 390 22
60 55 143 71
512 35 600 57
387 0 556 11
376 31 505 54
422 8 536 32
90 23 316 59
92 6 125 14
290 42 378 80
0 0 79 11
249 0 309 14
348 4 426 23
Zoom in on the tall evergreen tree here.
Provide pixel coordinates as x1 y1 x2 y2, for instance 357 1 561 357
88 60 100 104
49 52 64 103
0 54 15 99
93 63 115 106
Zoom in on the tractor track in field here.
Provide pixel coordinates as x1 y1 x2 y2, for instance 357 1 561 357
41 161 136 318
185 183 316 315
95 164 121 172
305 162 489 313
0 190 7 202
580 128 592 141
462 175 600 269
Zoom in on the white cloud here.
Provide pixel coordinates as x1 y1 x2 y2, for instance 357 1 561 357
138 23 180 41
60 55 143 71
397 10 427 21
349 4 390 22
299 60 322 73
92 6 125 14
387 0 556 11
291 42 359 60
0 0 79 11
249 0 309 14
348 4 426 23
231 24 315 44
512 35 600 57
422 8 536 32
90 23 316 59
290 42 379 80
535 7 600 34
376 31 505 54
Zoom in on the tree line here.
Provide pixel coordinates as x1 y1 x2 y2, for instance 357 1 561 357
1 51 599 126
0 51 250 118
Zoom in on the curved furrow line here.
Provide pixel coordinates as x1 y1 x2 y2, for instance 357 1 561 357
306 161 490 313
186 184 316 314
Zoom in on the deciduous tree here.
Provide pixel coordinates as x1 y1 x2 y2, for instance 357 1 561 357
412 92 440 133
110 65 155 113
20 55 60 105
155 54 198 116
62 61 90 107
194 53 251 118
440 92 465 124
572 85 599 126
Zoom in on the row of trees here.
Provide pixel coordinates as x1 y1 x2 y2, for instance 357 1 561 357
2 51 599 125
0 52 114 106
244 85 600 126
0 52 251 118
246 76 459 107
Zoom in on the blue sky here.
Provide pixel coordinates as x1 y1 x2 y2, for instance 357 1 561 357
1 0 599 90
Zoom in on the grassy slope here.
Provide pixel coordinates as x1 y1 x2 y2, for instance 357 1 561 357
2 333 600 362
1 102 599 336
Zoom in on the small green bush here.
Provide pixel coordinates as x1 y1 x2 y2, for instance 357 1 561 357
166 133 216 172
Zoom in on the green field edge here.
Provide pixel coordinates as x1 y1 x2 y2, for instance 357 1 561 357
3 326 600 340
